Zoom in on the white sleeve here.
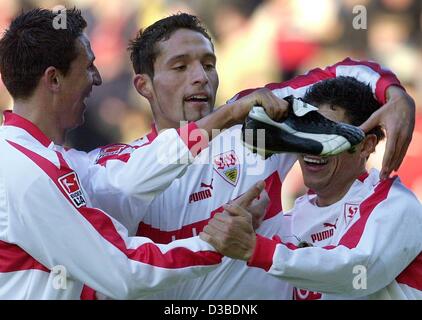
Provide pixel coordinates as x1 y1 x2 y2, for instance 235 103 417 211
5 159 221 300
247 178 422 297
228 57 404 105
64 123 207 229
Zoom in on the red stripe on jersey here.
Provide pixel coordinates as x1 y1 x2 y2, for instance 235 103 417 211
137 171 283 242
96 122 207 167
228 57 402 107
356 171 369 182
247 234 281 271
338 177 396 248
325 57 404 104
79 207 221 268
80 285 97 300
7 140 221 269
230 68 331 103
138 207 225 244
0 240 49 273
97 124 157 167
396 253 422 291
230 65 335 103
281 242 300 251
266 68 332 91
176 122 208 157
147 124 158 141
96 152 132 167
264 171 283 220
94 143 140 167
293 288 322 300
3 111 52 147
227 88 259 101
252 177 396 271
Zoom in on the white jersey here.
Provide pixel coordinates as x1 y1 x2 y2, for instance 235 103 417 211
0 113 222 300
249 169 422 300
86 58 404 299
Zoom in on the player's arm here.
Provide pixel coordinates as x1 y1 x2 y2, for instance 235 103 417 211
70 90 289 203
230 58 414 180
6 165 221 299
63 124 205 228
202 178 422 297
323 58 415 179
360 85 415 180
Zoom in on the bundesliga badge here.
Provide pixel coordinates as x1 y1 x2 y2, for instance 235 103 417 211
213 150 240 186
58 172 87 208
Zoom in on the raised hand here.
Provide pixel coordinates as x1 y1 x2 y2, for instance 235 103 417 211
359 86 415 180
200 181 266 260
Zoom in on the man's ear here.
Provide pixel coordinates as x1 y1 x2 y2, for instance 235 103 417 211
42 66 61 93
360 134 378 159
133 74 153 99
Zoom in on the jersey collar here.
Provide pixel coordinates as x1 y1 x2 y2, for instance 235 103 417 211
356 171 369 182
307 171 370 195
146 123 159 141
3 110 52 148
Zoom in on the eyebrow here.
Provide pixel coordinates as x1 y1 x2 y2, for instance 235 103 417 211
166 53 216 65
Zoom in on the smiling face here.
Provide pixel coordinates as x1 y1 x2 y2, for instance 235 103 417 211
298 104 374 204
143 28 219 129
57 34 102 131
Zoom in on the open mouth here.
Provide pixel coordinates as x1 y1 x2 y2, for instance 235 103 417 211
185 94 209 103
303 155 329 166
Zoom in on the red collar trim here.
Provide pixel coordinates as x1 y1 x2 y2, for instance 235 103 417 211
307 171 369 195
3 111 52 147
146 123 158 141
357 171 369 182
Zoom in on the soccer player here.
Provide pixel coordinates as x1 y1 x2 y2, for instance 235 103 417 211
201 76 422 299
85 13 415 299
0 8 288 299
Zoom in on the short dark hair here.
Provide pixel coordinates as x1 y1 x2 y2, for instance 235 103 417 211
0 8 87 99
128 13 213 78
304 76 385 142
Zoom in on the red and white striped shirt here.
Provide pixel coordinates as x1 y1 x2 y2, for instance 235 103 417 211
85 58 405 299
249 169 422 300
0 113 221 299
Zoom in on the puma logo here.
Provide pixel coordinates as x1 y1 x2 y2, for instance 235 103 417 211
310 218 338 243
200 178 213 190
189 179 214 204
323 218 338 229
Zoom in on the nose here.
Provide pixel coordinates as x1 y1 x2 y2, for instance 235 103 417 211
191 63 208 86
93 65 102 86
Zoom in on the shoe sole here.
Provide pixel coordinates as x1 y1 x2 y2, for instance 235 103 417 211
243 107 363 156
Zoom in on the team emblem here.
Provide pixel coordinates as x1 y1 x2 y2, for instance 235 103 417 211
344 203 359 226
95 144 128 163
213 151 240 186
58 172 86 208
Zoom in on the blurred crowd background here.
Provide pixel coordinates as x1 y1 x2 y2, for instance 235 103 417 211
1 0 422 208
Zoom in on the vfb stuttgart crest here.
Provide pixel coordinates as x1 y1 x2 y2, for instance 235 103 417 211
58 172 86 208
213 151 240 186
344 203 359 226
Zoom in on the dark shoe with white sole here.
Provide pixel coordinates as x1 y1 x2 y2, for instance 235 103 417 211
242 96 365 158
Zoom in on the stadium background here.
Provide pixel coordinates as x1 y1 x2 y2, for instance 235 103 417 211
1 0 421 209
